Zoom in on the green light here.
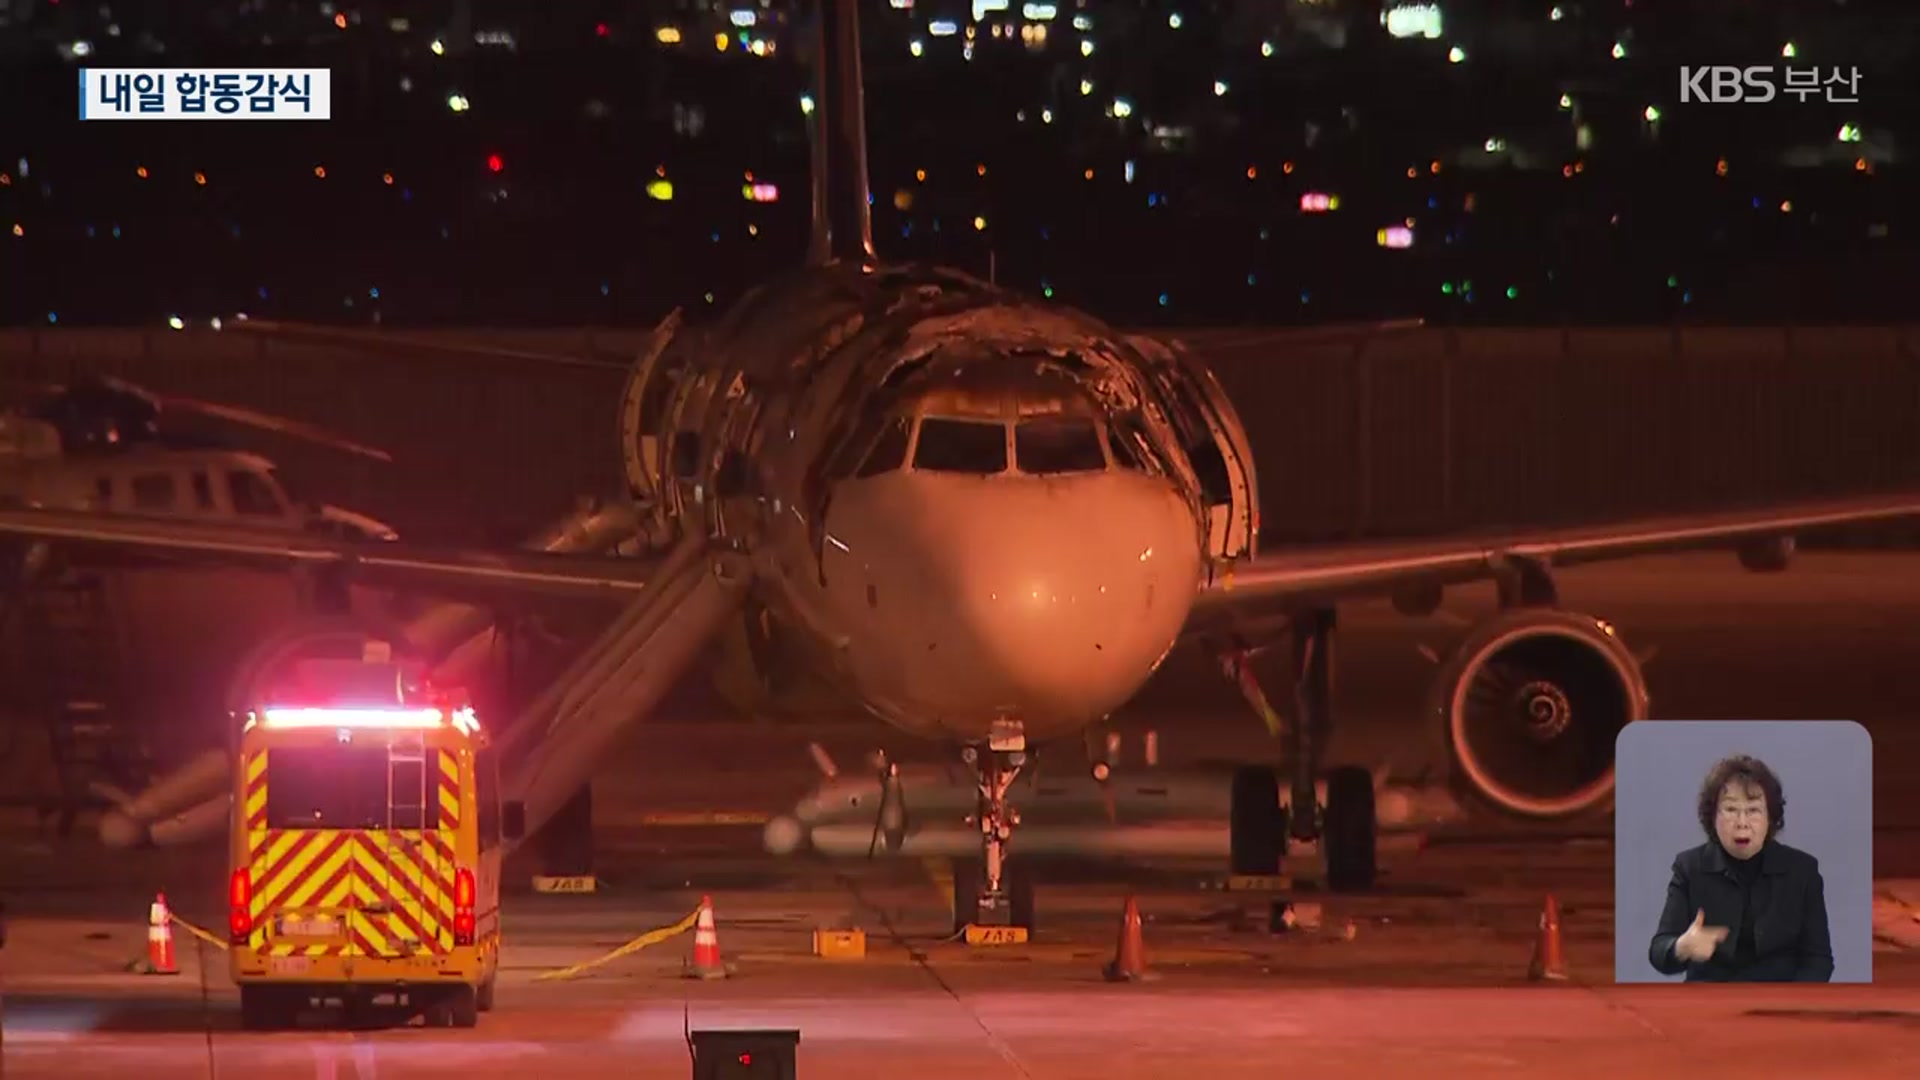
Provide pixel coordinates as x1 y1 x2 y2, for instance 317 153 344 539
1042 286 1054 299
1666 274 1679 288
1505 286 1517 300
1441 282 1454 295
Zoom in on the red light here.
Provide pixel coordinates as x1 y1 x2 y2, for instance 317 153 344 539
595 22 609 37
486 154 504 173
228 869 253 942
454 868 477 945
738 1053 752 1065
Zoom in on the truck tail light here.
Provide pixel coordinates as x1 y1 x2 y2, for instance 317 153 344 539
454 868 476 946
228 869 253 943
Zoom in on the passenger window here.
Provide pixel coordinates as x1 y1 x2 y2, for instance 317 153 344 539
130 473 176 511
227 470 283 517
477 749 500 851
912 418 1008 474
855 417 913 478
1015 417 1108 474
190 471 215 511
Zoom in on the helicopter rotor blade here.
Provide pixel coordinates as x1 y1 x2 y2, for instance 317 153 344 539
225 318 630 371
155 395 394 463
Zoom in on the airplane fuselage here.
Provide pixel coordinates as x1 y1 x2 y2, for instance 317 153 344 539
627 261 1253 746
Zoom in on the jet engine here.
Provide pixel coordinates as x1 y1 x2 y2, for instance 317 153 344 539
1431 608 1648 819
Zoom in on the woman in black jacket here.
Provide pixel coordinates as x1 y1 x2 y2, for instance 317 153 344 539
1648 754 1834 982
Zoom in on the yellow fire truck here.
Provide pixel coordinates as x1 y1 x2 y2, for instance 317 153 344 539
227 657 523 1029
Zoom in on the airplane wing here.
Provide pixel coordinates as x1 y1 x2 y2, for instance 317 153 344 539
0 506 655 607
1187 492 1920 629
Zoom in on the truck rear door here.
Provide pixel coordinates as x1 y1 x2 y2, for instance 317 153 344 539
248 744 378 965
359 737 457 959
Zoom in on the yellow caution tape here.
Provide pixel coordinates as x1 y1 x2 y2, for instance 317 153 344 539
533 908 700 982
162 906 704 975
169 913 230 952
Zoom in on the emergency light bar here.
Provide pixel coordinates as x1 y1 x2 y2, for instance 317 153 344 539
256 706 480 734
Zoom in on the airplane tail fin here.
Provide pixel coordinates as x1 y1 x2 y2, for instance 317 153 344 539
806 0 875 266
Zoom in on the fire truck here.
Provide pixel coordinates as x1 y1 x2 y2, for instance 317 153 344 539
226 653 523 1029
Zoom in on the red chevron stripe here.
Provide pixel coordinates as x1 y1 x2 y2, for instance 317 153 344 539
352 859 437 949
251 830 322 905
290 852 355 916
369 835 454 924
255 831 352 913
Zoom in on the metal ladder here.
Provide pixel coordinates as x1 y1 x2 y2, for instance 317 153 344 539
381 735 434 951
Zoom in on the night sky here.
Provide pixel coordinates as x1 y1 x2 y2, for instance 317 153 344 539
1 1 1914 328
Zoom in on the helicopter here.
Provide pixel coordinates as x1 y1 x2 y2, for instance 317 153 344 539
0 374 399 833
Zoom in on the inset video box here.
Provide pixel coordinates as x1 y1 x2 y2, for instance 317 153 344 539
1614 720 1872 984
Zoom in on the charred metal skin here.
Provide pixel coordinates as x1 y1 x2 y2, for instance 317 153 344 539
624 262 1253 746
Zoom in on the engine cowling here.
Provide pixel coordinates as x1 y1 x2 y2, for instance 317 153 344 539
1431 608 1648 819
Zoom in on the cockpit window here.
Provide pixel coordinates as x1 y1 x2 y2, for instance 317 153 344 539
855 417 913 478
912 418 1008 474
1014 417 1108 475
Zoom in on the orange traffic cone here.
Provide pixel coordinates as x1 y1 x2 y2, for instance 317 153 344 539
686 895 727 980
147 892 179 976
1527 893 1568 982
1103 894 1156 983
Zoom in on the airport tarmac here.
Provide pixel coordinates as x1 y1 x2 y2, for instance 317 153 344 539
6 552 1920 1076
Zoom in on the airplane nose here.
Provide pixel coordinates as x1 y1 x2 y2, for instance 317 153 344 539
823 472 1203 738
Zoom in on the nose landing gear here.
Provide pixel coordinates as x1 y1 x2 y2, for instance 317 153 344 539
957 740 1034 943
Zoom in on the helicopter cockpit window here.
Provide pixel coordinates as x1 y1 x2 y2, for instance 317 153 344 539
854 417 913 478
228 468 284 517
1014 417 1109 475
911 418 1008 474
131 473 176 512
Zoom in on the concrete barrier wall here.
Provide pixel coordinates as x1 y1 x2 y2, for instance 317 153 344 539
4 325 1918 545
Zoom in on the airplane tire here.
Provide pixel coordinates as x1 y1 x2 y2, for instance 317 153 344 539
1323 765 1377 892
1229 766 1283 876
950 858 1035 936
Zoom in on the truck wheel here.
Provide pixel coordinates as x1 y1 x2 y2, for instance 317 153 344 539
476 976 496 1013
428 986 479 1028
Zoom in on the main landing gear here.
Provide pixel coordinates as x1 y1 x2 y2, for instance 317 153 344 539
954 737 1034 943
1223 608 1377 893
